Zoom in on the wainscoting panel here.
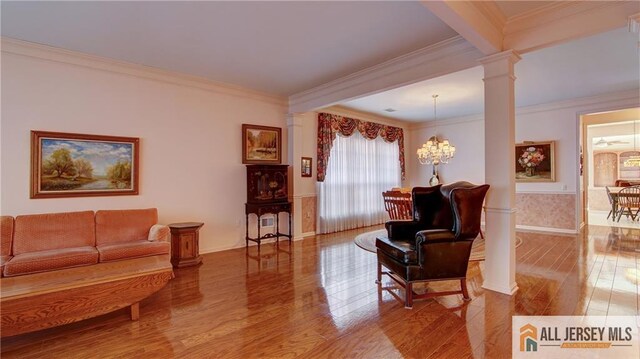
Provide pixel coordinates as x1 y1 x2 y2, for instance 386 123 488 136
301 196 317 234
516 193 576 231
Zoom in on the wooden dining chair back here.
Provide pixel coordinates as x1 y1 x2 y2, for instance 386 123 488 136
605 186 617 220
617 186 640 222
382 191 413 220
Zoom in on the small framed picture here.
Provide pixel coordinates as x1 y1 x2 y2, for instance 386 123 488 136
301 157 312 177
242 124 282 164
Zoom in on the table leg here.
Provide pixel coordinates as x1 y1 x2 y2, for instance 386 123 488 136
257 214 261 250
288 210 292 242
276 212 280 245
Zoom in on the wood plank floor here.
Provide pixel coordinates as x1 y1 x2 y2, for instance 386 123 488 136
2 224 639 358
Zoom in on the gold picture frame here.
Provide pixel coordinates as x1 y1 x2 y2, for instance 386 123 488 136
31 130 139 198
515 141 555 182
242 124 282 164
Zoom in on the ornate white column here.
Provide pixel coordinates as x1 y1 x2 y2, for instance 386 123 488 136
479 50 521 295
287 113 304 240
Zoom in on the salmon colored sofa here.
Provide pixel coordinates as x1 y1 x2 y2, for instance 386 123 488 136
0 208 174 337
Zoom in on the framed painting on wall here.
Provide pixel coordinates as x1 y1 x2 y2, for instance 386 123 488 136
301 157 312 177
31 131 139 198
515 141 555 182
242 124 282 164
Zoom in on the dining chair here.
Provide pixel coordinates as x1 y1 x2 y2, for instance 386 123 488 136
605 186 618 220
616 186 640 222
382 191 413 220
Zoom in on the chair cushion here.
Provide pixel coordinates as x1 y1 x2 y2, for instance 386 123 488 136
3 246 98 277
95 208 158 245
97 240 170 262
375 236 417 264
13 211 95 255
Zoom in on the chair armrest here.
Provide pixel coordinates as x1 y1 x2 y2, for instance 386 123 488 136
415 229 468 270
385 221 423 240
148 224 170 242
415 229 456 246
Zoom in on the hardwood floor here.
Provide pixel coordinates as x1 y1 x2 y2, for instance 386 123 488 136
2 224 639 358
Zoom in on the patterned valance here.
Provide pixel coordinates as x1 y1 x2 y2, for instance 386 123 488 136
317 113 405 182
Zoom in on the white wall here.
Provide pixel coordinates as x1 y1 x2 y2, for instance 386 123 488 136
409 116 485 188
1 45 288 253
408 92 639 194
407 91 639 193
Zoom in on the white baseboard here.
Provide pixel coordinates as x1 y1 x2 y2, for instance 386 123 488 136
516 225 578 235
481 221 579 235
482 282 519 296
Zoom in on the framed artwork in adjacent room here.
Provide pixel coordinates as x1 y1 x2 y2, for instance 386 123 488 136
515 141 555 182
242 124 282 164
31 130 139 198
301 157 312 177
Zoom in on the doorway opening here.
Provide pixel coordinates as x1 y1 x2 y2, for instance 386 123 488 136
581 108 640 229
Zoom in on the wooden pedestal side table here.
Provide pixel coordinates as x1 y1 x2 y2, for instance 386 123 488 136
169 222 204 268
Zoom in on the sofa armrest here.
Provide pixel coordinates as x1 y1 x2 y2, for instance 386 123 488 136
385 221 423 240
148 225 170 242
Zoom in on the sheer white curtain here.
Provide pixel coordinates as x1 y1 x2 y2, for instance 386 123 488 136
317 132 401 234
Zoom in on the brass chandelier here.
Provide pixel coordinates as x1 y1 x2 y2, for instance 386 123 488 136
417 95 456 166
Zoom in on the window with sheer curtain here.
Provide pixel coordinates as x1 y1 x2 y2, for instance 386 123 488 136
317 132 401 234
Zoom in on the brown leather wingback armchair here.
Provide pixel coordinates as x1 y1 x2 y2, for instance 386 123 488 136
375 181 489 308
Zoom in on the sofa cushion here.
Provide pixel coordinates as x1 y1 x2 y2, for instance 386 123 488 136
3 246 98 277
95 208 158 245
97 240 170 262
1 216 14 257
375 236 417 265
13 211 95 255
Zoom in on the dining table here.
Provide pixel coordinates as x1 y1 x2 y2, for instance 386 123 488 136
609 186 640 222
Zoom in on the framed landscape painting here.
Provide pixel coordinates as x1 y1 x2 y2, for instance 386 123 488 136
515 141 555 182
242 124 281 164
31 131 139 198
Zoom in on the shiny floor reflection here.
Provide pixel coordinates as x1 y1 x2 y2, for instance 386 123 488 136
2 225 639 358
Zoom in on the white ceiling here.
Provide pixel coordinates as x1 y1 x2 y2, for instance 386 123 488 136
341 27 640 122
0 1 456 96
2 1 638 122
589 120 639 151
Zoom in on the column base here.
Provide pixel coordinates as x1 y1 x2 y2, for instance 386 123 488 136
482 281 519 295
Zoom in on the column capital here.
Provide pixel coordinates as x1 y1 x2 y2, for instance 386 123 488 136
286 113 306 127
478 49 521 66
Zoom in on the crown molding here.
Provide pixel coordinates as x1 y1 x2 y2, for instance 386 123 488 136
516 89 640 115
474 1 507 31
1 37 287 107
407 89 639 131
288 36 483 113
504 1 639 53
409 113 484 131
